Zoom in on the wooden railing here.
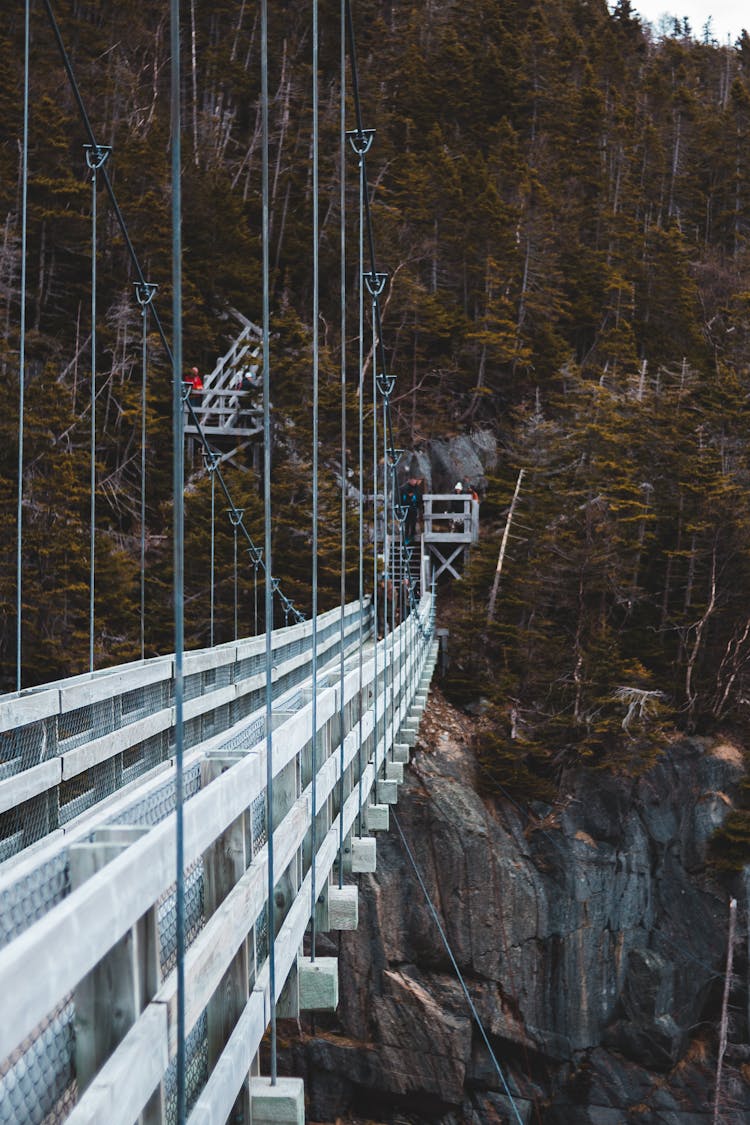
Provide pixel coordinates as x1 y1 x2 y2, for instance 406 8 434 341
0 596 436 1125
0 600 369 863
422 494 479 543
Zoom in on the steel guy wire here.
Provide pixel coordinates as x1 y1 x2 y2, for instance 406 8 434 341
310 0 320 963
261 0 278 1083
210 461 215 647
140 297 148 660
17 0 30 693
338 0 347 892
392 810 526 1125
356 111 365 837
169 0 186 1115
371 297 380 777
382 384 391 776
42 0 302 630
135 280 157 661
85 146 108 674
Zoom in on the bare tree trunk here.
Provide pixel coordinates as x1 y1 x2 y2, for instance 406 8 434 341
661 492 683 632
486 469 524 627
685 540 717 724
190 0 199 165
411 317 418 439
684 531 698 612
271 44 290 210
230 0 246 62
459 342 486 424
713 897 737 1125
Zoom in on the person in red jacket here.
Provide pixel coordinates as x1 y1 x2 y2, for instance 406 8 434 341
185 366 203 395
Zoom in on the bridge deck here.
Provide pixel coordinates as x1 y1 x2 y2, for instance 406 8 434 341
0 598 437 1125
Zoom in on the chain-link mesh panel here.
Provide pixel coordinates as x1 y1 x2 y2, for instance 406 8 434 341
158 860 205 979
182 717 202 752
56 705 94 750
121 730 169 787
250 793 267 856
108 762 202 829
0 808 23 864
234 651 264 684
255 902 269 970
120 681 168 724
0 996 75 1125
0 718 52 783
164 1009 208 1125
58 757 120 826
0 851 70 950
221 717 264 756
184 674 203 703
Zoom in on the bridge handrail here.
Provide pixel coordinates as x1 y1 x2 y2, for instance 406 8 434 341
0 594 436 1125
0 600 370 863
422 493 479 543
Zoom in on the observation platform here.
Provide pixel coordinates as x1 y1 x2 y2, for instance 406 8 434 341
421 494 479 580
184 310 264 471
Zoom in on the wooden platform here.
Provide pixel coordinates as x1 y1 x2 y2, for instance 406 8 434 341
184 310 263 470
422 494 479 579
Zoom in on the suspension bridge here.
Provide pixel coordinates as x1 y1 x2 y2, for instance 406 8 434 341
0 1 514 1123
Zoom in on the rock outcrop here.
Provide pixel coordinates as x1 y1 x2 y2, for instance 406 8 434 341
281 695 750 1123
403 431 498 494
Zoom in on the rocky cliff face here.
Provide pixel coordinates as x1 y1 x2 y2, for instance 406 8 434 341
281 693 750 1124
403 432 498 494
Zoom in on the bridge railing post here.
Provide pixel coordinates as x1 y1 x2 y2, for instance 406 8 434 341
201 753 251 1122
69 824 164 1122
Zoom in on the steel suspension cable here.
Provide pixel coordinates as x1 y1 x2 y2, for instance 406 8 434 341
260 0 278 1084
382 390 390 774
310 0 320 962
135 281 157 661
169 0 187 1115
392 811 525 1125
42 0 302 630
16 0 30 693
86 151 102 674
356 142 366 836
140 301 148 660
371 301 380 774
210 460 216 647
337 0 347 890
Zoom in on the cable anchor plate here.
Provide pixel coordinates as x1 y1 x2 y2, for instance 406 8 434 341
376 373 396 399
83 143 112 171
346 128 375 155
134 281 158 307
364 271 388 297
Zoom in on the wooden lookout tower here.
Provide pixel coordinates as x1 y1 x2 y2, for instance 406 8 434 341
185 309 264 471
421 493 479 581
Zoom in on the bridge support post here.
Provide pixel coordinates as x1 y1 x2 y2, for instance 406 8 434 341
315 881 358 931
376 778 398 805
366 802 389 831
328 884 358 929
343 835 376 873
298 955 339 1011
399 721 419 746
201 754 251 1123
393 742 410 764
385 760 404 784
70 825 164 1123
249 1076 305 1125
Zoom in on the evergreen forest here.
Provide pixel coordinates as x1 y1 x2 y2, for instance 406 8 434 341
4 0 750 823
